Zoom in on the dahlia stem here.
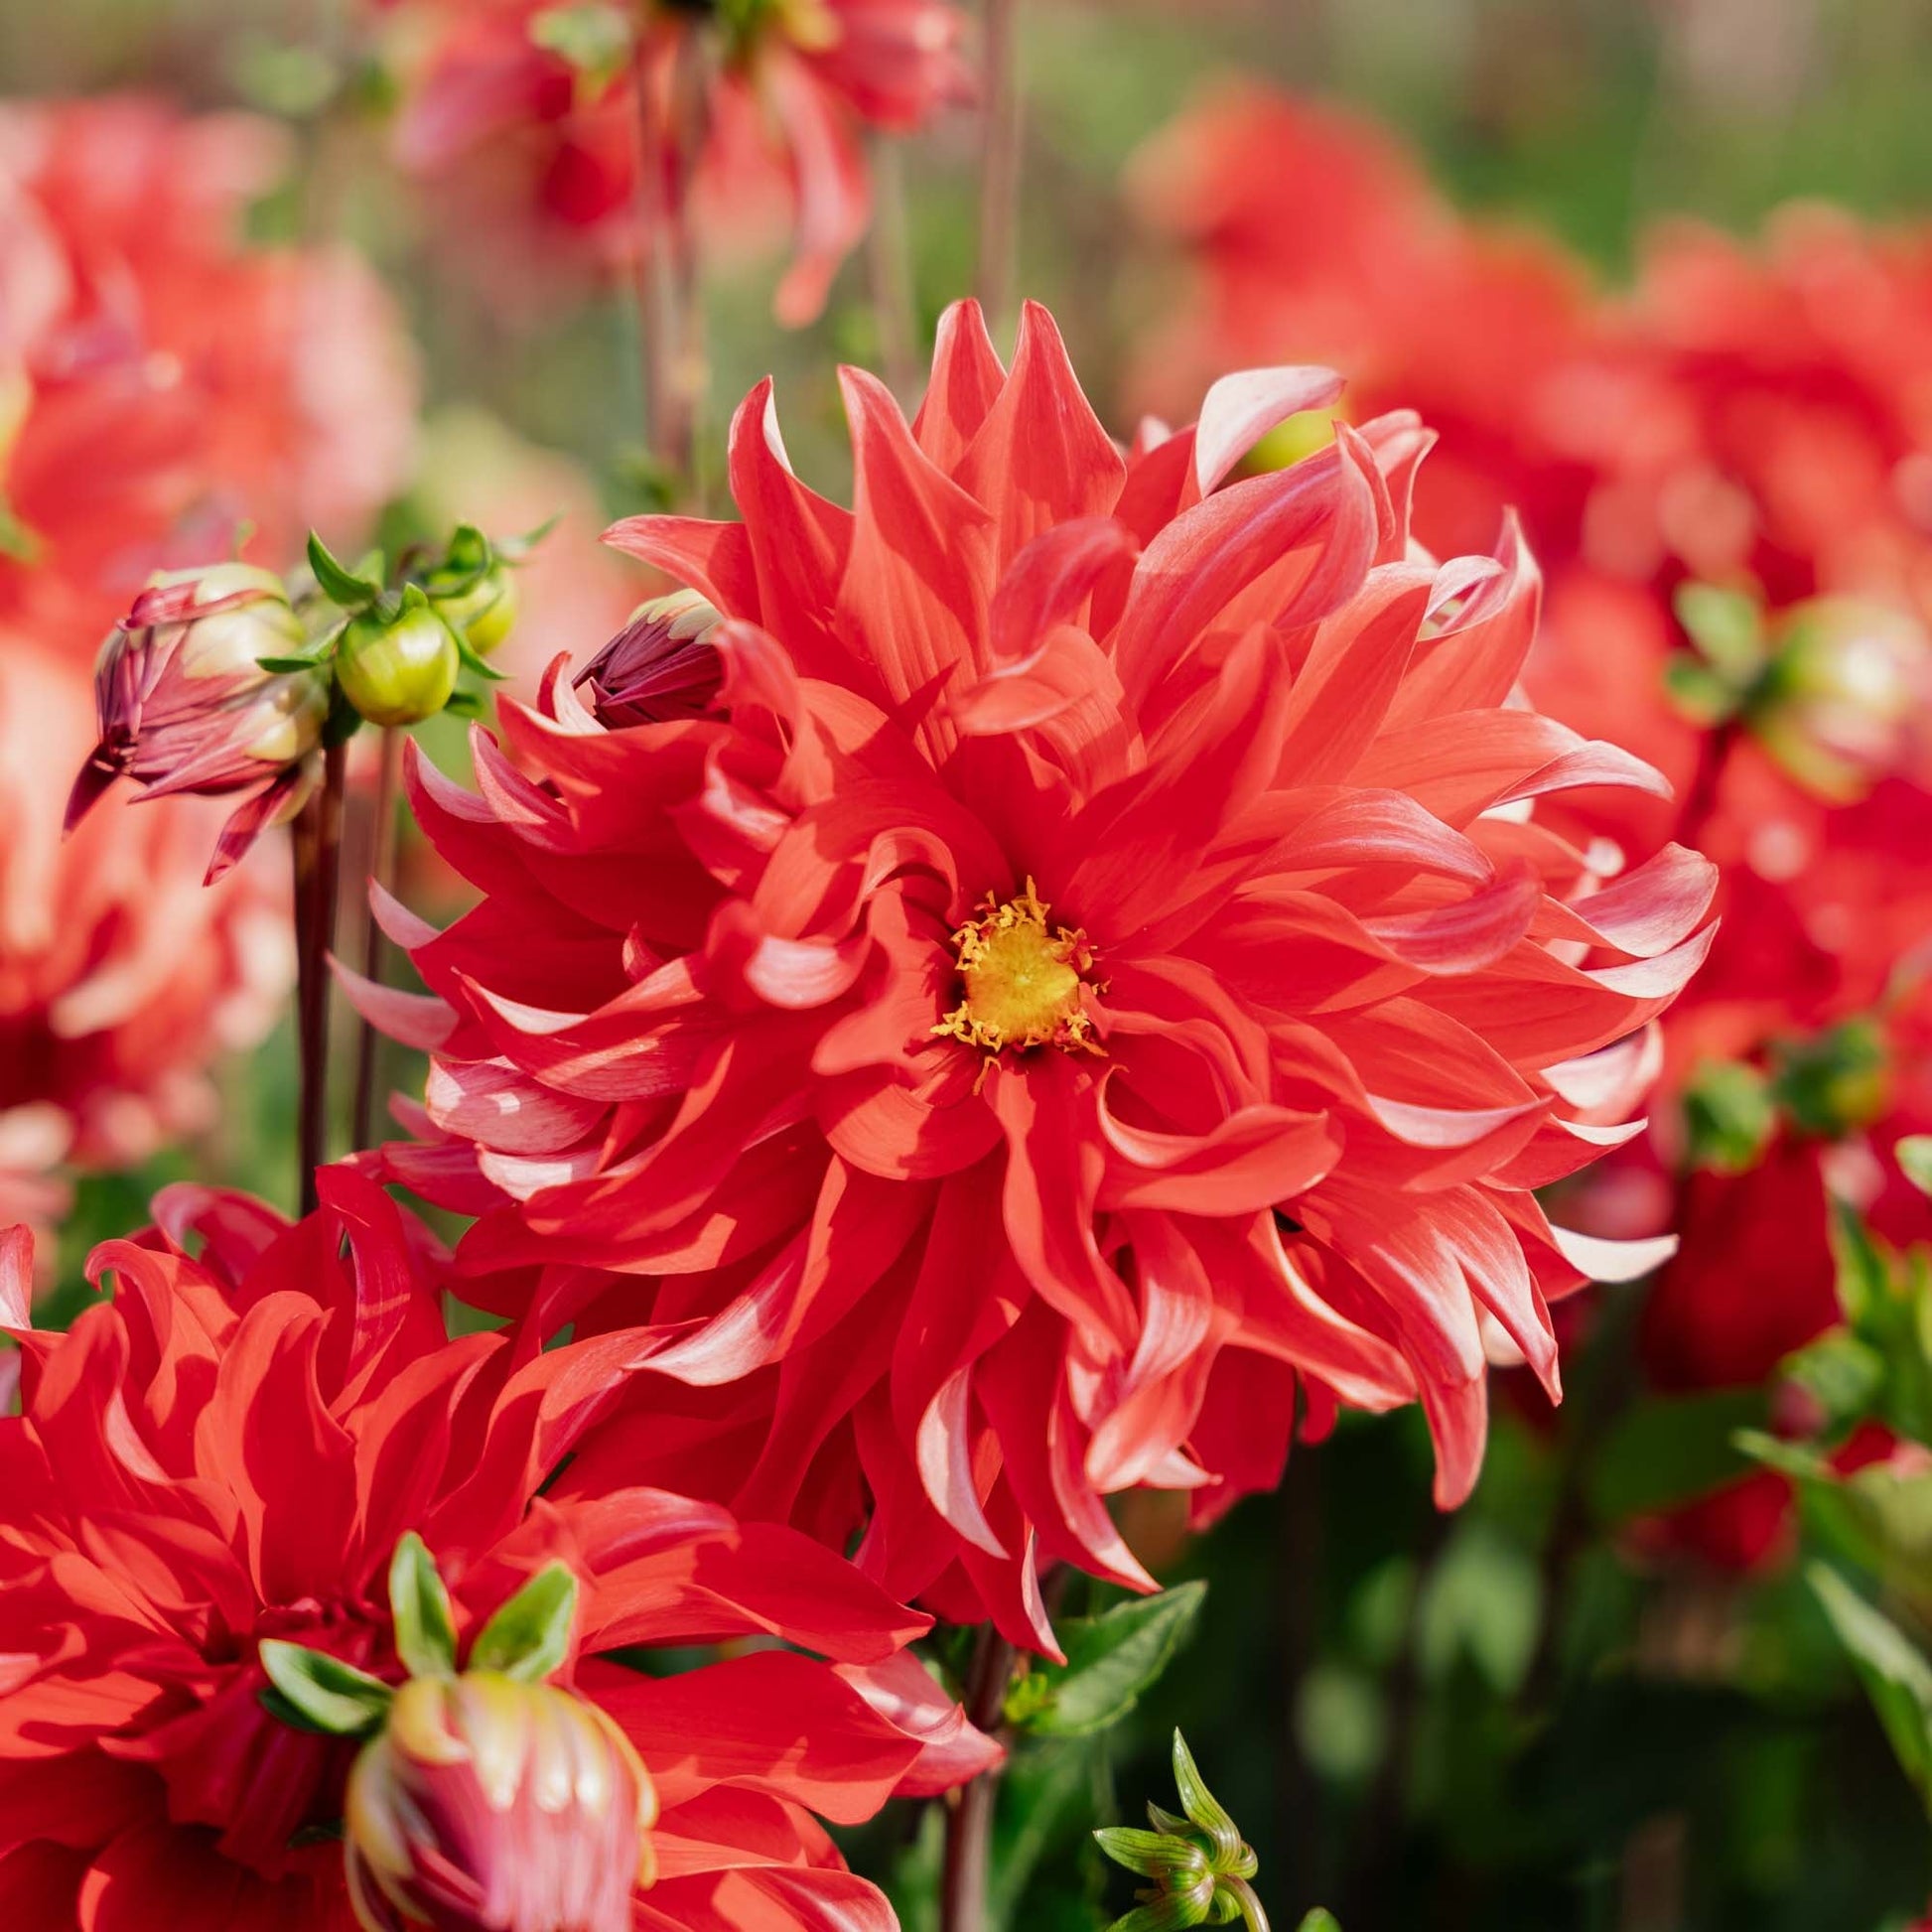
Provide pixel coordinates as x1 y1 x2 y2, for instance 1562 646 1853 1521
867 136 920 399
974 0 1023 327
939 1623 1016 1932
632 24 709 499
350 727 402 1152
293 739 347 1215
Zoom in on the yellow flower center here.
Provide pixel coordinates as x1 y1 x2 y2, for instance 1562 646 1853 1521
935 881 1102 1056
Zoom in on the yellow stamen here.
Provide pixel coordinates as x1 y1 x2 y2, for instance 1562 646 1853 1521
934 880 1103 1057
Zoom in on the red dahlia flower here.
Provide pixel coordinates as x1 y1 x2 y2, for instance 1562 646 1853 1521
385 0 970 324
0 1169 993 1928
373 301 1713 1649
0 636 289 1251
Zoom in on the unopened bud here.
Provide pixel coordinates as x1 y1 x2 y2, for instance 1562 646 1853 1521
345 1672 656 1932
66 562 327 881
432 560 521 658
1752 597 1931 802
337 598 462 728
572 589 723 728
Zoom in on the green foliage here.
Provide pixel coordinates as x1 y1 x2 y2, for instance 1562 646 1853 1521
469 1563 579 1683
388 1533 458 1679
1009 1584 1207 1739
1589 1388 1767 1524
1809 1566 1932 1815
258 1640 392 1737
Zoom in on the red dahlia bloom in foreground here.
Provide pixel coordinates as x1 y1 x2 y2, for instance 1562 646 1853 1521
0 1170 992 1928
375 301 1714 1649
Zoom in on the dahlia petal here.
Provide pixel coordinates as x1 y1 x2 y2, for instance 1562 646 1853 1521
915 1368 1008 1557
0 1223 33 1328
1541 1024 1665 1114
1547 1223 1679 1284
1192 364 1346 495
586 1650 922 1825
331 957 456 1052
424 1057 605 1156
834 1652 1005 1796
1113 437 1375 711
1096 1089 1341 1214
768 58 872 330
1266 784 1491 885
1362 868 1543 974
954 300 1127 561
912 298 1007 471
1386 512 1541 726
986 514 1141 663
1535 843 1719 958
1418 1369 1488 1509
1273 567 1433 786
601 513 760 620
834 363 996 746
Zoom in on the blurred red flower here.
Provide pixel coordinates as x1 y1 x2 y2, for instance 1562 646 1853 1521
383 0 970 324
0 97 417 1246
1130 84 1932 1565
0 1168 991 1928
370 300 1709 1650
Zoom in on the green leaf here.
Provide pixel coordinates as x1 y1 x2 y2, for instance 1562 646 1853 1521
255 653 331 675
1898 1137 1932 1197
1778 1327 1886 1433
388 1533 458 1679
469 1563 578 1683
1588 1387 1766 1523
1014 1582 1207 1738
1809 1564 1932 1811
258 1639 393 1736
307 530 382 610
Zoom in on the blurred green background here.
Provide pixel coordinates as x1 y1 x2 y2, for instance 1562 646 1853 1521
14 1 1932 1926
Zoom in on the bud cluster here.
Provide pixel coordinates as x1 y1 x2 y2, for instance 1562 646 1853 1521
64 520 542 881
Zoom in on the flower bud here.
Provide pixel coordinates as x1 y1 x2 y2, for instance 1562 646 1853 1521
345 1671 656 1932
336 599 462 728
572 589 723 728
66 562 328 882
1752 597 1931 802
431 561 521 659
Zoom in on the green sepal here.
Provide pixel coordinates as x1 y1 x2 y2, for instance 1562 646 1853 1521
495 510 562 563
1107 1900 1208 1932
255 653 333 675
307 530 383 611
258 1639 393 1736
469 1562 578 1683
389 1533 458 1679
1674 580 1765 681
1298 1915 1342 1932
443 687 489 719
1898 1137 1932 1198
1094 1827 1209 1882
1172 1729 1241 1863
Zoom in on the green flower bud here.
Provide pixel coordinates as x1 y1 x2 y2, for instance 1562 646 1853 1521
432 561 521 659
337 596 461 728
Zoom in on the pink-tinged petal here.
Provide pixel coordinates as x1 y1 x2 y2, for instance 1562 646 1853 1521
331 955 457 1051
1536 844 1719 958
1265 785 1492 885
1385 512 1541 726
423 1057 605 1156
834 1652 1005 1796
916 1368 1007 1557
913 299 1007 472
954 301 1127 560
1541 1025 1664 1115
987 516 1142 663
1112 436 1376 712
1548 1223 1679 1283
1192 364 1346 495
1418 1369 1488 1509
1361 868 1543 974
0 1224 34 1328
1096 1089 1341 1214
602 514 759 621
